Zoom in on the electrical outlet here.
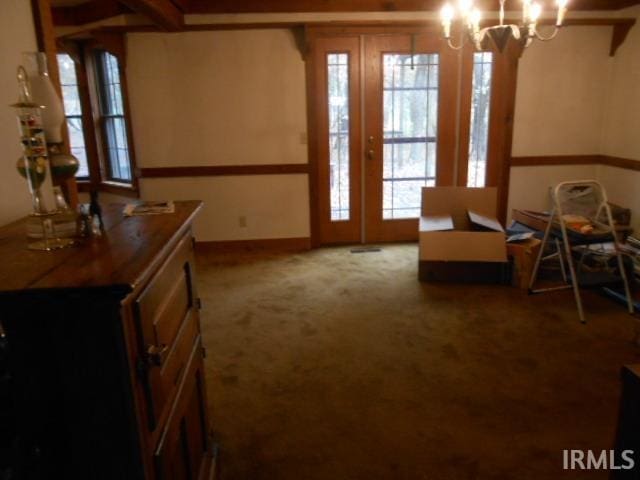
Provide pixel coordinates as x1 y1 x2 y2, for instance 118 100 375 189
299 132 308 145
239 216 247 228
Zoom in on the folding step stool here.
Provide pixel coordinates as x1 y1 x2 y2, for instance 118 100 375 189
528 180 634 323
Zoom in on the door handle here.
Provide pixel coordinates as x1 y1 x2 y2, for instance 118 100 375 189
367 149 374 160
146 343 169 367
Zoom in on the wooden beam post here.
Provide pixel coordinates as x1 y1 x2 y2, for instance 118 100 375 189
116 0 184 31
610 21 636 56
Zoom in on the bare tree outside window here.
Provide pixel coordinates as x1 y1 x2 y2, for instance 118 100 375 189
328 53 350 221
382 54 439 219
467 52 493 188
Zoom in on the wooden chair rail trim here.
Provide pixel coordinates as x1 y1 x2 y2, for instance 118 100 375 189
137 164 310 178
510 154 640 171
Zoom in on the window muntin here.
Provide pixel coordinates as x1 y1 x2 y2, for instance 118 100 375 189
57 53 89 178
95 51 132 183
467 52 493 188
327 53 350 222
382 54 439 220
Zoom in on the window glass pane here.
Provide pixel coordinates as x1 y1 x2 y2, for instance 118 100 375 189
57 53 88 178
105 117 131 181
99 52 125 116
97 51 132 182
57 53 77 86
67 118 88 177
467 52 493 188
382 54 438 219
328 53 350 222
61 85 81 115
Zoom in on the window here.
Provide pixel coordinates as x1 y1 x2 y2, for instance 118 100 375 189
57 53 89 178
94 51 132 183
467 52 493 188
55 43 137 195
327 53 350 221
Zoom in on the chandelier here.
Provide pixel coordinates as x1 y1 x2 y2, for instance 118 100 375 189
440 0 569 52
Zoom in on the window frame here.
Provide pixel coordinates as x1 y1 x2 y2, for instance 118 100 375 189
57 39 139 198
93 50 135 185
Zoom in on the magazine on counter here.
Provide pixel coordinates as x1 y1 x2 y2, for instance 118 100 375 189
124 201 175 216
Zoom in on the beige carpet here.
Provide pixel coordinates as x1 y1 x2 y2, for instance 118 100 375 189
196 244 640 480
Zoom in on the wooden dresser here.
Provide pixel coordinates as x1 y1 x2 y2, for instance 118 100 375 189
0 201 216 479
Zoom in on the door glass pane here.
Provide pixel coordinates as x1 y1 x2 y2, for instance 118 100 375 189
382 54 438 220
467 52 493 188
327 53 350 221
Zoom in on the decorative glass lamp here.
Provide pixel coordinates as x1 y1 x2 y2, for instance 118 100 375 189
11 63 75 251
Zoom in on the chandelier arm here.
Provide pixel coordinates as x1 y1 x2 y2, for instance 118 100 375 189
446 36 466 51
534 26 561 42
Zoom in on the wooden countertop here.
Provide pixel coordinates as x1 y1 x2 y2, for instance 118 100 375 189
0 200 202 294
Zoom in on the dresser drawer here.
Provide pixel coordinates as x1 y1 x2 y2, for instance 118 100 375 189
146 308 200 431
134 232 198 430
154 335 213 480
136 233 195 351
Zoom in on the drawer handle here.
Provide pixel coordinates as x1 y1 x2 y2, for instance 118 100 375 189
146 344 169 367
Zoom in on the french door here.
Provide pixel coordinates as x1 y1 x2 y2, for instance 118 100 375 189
364 34 458 242
309 29 517 245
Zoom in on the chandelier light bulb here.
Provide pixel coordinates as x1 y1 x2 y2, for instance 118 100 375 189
470 8 482 33
556 0 569 26
458 0 474 17
441 3 455 38
522 0 532 23
529 2 542 24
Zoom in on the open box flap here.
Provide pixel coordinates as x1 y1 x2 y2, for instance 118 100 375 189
421 187 497 217
468 210 505 233
419 215 454 232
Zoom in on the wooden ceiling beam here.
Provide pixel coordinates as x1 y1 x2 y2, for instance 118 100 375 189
52 0 130 26
187 0 640 13
116 0 184 31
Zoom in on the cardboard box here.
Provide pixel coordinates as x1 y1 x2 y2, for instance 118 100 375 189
419 187 508 263
507 238 542 289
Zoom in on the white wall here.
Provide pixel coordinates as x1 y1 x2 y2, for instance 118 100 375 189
508 22 640 229
601 6 640 160
512 26 612 156
126 29 309 242
142 176 309 241
597 6 640 233
508 164 600 218
0 0 38 226
597 165 640 233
